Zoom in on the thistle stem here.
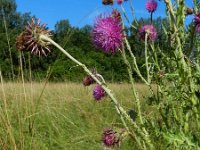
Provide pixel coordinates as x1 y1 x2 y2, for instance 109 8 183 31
40 34 153 148
124 38 150 86
145 33 150 83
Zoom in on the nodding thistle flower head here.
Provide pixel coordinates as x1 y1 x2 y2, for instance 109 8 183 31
145 0 157 13
102 128 119 148
83 69 97 86
92 10 124 54
83 75 95 86
139 24 157 41
16 18 52 56
93 84 106 101
194 13 200 33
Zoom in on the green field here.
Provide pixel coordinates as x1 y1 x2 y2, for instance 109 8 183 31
0 82 154 150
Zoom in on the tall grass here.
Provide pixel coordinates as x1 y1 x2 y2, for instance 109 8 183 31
0 82 153 150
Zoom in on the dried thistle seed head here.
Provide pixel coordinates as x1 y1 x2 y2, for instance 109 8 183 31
185 7 193 15
16 18 52 56
16 32 27 51
102 0 114 5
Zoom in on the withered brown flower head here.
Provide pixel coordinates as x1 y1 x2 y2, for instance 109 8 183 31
185 7 193 15
16 32 27 51
16 18 52 56
83 69 98 86
102 0 114 5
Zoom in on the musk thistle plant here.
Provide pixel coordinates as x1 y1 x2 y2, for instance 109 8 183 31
16 0 200 149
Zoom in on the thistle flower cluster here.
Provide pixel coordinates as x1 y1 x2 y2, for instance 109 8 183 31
82 69 106 101
194 13 200 33
92 10 124 54
16 18 51 56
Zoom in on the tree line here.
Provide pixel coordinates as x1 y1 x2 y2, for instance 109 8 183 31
0 0 193 82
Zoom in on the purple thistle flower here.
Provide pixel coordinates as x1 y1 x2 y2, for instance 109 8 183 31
139 24 157 41
93 84 106 101
117 0 124 4
194 13 200 33
102 128 119 148
145 0 157 13
196 24 200 33
16 18 52 56
92 11 124 54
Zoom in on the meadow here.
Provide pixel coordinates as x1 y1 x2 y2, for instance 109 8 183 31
1 0 200 149
0 82 154 150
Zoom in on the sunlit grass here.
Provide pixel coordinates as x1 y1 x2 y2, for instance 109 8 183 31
0 82 154 150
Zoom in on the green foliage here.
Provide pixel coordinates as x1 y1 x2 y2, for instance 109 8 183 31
0 0 175 83
0 0 200 149
0 83 142 150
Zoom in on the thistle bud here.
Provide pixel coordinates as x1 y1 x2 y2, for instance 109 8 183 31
83 69 97 86
102 128 120 148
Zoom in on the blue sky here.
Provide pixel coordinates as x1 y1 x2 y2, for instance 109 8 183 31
16 0 193 30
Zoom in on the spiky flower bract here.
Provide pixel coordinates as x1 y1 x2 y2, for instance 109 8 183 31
93 84 106 101
139 24 157 41
112 9 122 21
145 0 157 13
194 13 200 33
92 11 124 54
102 128 119 148
16 18 51 56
